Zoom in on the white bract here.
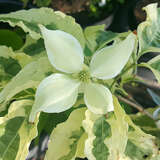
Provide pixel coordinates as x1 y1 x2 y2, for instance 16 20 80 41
29 25 136 122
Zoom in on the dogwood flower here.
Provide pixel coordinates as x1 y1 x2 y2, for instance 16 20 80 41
29 25 136 122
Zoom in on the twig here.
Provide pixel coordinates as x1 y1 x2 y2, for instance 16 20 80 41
134 75 160 90
117 95 155 120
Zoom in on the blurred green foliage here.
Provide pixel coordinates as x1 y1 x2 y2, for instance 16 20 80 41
0 29 23 50
21 0 126 18
89 0 126 18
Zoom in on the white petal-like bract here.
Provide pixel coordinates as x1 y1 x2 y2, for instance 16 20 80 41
29 73 80 122
84 83 114 114
40 25 84 73
90 33 136 79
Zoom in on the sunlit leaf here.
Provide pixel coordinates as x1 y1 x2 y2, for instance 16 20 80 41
137 3 160 56
104 97 128 160
0 57 53 112
0 46 21 85
0 8 85 48
0 100 38 160
92 116 111 160
82 110 100 160
125 111 159 160
45 108 86 160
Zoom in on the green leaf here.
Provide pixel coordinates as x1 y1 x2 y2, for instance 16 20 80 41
45 108 86 160
84 25 119 54
12 52 33 68
84 25 105 52
138 57 160 85
106 98 159 160
0 57 53 112
18 35 46 62
137 3 160 56
0 8 85 48
0 66 10 88
82 110 100 160
22 38 45 56
0 46 21 77
0 45 14 58
0 45 33 75
130 107 160 147
125 137 158 160
35 108 74 144
148 55 160 72
92 117 111 160
83 97 159 160
125 112 159 159
83 97 129 160
152 155 160 160
0 29 23 50
131 109 157 128
125 140 150 160
0 100 38 160
138 63 160 83
0 56 21 76
104 97 129 160
0 44 46 91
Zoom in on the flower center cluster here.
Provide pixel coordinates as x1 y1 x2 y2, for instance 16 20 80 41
78 70 90 83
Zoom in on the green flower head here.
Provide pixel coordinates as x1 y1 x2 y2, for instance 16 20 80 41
29 25 136 122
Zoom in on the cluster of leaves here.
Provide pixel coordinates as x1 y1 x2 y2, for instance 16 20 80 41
0 3 160 160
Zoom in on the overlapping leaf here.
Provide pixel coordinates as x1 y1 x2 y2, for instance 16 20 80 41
0 29 24 50
104 97 129 160
84 25 119 56
138 46 160 84
138 3 160 56
0 57 53 112
0 8 85 48
82 110 100 160
45 108 86 160
0 100 38 160
83 97 159 160
0 46 22 90
138 62 160 83
125 111 159 160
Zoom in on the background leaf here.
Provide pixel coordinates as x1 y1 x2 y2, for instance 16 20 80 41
137 3 160 56
92 116 111 160
82 110 100 160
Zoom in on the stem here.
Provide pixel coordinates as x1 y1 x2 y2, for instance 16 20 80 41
134 75 160 90
110 64 135 90
117 95 155 120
